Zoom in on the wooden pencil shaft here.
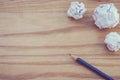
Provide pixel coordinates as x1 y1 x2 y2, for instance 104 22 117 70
76 58 114 80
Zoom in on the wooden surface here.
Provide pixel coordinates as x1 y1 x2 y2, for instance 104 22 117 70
0 0 120 80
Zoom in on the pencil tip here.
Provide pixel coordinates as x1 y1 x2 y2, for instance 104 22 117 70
68 53 71 56
69 53 78 60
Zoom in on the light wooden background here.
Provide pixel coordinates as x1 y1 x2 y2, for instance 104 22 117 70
0 0 120 80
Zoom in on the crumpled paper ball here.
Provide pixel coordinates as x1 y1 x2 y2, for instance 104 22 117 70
93 3 119 29
67 2 86 20
104 32 120 52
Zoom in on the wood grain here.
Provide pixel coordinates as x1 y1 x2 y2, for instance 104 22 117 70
0 0 120 80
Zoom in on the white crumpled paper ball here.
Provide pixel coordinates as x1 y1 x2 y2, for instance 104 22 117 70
93 3 119 29
104 32 120 52
67 2 86 20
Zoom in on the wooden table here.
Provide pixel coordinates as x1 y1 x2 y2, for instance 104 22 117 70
0 0 120 80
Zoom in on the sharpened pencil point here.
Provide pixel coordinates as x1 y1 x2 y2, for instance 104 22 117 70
69 53 78 60
68 53 71 56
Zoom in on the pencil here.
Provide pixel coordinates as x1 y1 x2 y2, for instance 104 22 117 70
69 54 114 80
